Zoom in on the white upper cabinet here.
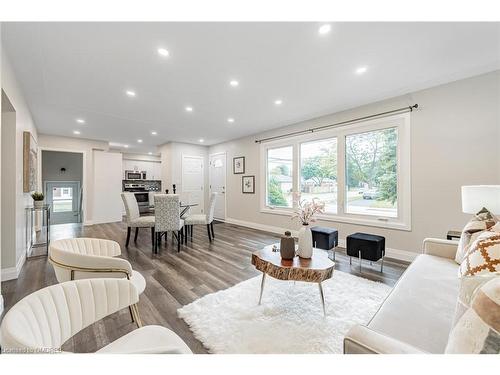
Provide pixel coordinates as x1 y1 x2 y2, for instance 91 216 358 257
123 158 161 180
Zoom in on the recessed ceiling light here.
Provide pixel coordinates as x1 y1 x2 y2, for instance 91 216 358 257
148 152 153 155
124 144 129 148
126 90 136 97
76 118 85 124
151 131 157 135
73 130 81 135
137 139 143 143
274 99 283 105
199 139 204 143
355 66 368 75
318 24 332 35
229 80 239 87
157 48 169 57
227 118 235 123
185 106 193 112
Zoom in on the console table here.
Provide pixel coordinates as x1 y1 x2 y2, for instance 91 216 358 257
25 205 51 258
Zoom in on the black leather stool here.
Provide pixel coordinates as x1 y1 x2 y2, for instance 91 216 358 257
346 232 385 272
311 226 338 260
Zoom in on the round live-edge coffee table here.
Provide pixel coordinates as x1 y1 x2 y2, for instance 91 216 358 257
251 244 335 316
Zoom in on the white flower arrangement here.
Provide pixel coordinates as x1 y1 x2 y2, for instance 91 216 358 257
291 193 325 225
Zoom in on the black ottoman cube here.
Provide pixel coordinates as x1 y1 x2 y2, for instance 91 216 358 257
311 226 338 260
346 232 385 272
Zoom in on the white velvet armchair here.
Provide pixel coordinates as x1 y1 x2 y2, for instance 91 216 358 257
0 278 192 354
49 238 146 295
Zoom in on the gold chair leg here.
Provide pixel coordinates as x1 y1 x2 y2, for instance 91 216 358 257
128 305 135 323
130 304 143 328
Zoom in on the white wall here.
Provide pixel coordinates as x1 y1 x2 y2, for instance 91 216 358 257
37 134 109 225
209 71 500 260
1 51 38 281
159 142 209 211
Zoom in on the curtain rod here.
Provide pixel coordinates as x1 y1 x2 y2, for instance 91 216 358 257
254 104 418 144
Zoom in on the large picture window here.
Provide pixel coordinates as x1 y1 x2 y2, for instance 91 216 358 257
345 128 398 217
266 146 293 208
300 138 337 214
260 113 411 230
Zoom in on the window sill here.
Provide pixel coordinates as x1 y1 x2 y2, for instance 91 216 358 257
260 207 411 231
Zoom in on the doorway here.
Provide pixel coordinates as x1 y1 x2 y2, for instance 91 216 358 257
181 155 204 214
45 181 81 225
209 152 226 221
41 150 83 225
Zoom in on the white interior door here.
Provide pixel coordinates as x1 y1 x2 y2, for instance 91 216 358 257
93 151 123 224
209 153 226 220
182 155 204 214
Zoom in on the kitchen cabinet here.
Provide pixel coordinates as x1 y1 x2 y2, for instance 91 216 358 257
123 158 162 180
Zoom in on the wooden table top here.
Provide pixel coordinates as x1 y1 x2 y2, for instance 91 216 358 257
251 244 335 283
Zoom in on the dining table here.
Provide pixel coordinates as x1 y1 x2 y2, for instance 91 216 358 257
148 202 198 218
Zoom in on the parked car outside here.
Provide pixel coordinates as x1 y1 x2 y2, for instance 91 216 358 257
362 189 380 200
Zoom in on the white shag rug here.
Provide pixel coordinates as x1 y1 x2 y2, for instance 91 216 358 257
178 271 391 354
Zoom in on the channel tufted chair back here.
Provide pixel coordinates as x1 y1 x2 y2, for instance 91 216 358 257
49 238 146 295
0 279 139 352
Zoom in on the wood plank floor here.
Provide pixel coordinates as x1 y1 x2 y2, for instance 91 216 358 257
1 221 408 353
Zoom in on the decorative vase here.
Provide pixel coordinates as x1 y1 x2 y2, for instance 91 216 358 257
34 200 44 209
297 224 313 258
280 231 296 260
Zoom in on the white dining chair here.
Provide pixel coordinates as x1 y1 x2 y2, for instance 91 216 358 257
154 194 185 253
184 192 218 242
121 192 155 251
0 278 192 354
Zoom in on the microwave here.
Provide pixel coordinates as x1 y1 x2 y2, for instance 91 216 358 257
125 170 146 180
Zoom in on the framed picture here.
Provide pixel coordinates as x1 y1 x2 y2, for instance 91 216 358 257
23 131 38 193
242 175 255 194
233 156 245 174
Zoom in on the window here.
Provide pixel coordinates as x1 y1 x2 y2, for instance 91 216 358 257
266 146 293 208
300 138 337 214
260 113 411 230
345 127 398 217
53 187 73 212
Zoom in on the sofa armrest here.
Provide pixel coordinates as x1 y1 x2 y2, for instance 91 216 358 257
344 325 427 354
422 238 459 260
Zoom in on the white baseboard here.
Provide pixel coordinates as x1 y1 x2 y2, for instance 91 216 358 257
225 217 418 263
1 252 26 282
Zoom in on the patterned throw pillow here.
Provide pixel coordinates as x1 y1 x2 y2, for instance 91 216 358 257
459 230 500 277
445 277 500 354
455 207 498 264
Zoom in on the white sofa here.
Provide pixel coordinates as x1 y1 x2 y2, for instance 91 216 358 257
344 238 460 354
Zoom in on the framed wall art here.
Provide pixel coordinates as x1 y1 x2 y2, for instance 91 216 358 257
23 131 38 193
242 175 255 194
233 156 245 174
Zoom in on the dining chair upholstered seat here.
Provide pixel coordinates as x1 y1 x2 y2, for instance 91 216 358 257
154 194 185 253
0 279 192 354
184 192 218 242
121 192 155 249
49 238 146 295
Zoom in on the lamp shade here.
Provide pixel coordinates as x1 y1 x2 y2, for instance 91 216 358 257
461 185 500 214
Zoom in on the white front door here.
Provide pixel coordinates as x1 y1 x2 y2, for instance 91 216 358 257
181 155 204 214
209 153 226 221
45 181 81 225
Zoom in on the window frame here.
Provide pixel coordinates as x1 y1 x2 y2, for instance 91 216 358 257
259 112 411 231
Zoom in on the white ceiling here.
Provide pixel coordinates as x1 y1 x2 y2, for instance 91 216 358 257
2 22 499 153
